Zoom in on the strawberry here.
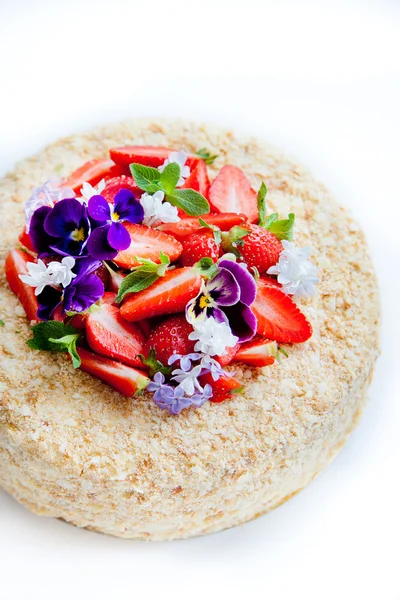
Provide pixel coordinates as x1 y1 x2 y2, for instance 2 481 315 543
209 165 258 223
235 337 277 367
137 319 152 338
106 268 126 294
215 343 241 366
229 224 283 273
180 230 220 267
252 278 312 343
102 291 117 305
64 158 126 193
199 372 243 404
144 315 195 365
158 213 247 241
5 249 39 322
86 303 145 368
182 159 210 198
18 227 36 254
76 347 149 397
109 146 199 169
120 267 202 322
101 175 141 203
113 224 183 269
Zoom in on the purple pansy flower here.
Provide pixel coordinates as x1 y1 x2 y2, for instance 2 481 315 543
37 258 104 319
186 259 257 342
86 189 144 260
29 198 90 258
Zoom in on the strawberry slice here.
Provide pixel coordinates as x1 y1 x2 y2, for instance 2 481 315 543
5 249 39 322
120 267 201 322
235 337 277 367
101 175 141 203
110 146 199 169
18 227 36 254
215 343 241 366
64 158 126 193
199 372 243 404
252 278 312 343
158 213 247 241
114 224 182 269
144 314 195 365
209 165 258 223
182 159 210 198
76 347 149 397
86 303 145 367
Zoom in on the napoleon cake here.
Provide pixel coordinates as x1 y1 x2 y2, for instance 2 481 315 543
0 119 380 540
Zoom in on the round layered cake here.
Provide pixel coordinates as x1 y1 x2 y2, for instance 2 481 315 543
0 119 380 540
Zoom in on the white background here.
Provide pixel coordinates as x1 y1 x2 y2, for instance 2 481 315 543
0 1 399 599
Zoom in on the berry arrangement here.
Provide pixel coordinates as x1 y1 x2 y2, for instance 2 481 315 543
5 145 320 414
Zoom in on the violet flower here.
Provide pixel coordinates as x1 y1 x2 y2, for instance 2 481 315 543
186 259 257 342
37 258 104 319
87 189 144 260
29 198 91 258
147 372 212 415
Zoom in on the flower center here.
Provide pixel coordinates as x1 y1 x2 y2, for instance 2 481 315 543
198 294 212 309
111 211 120 222
70 227 85 242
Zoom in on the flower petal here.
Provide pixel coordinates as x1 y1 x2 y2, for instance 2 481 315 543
114 189 144 223
88 195 112 222
44 198 87 237
63 273 104 313
222 303 257 342
218 259 257 306
29 205 56 255
107 221 131 251
37 286 63 320
207 267 240 306
86 225 118 260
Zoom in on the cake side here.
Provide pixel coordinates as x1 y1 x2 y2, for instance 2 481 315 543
0 119 380 539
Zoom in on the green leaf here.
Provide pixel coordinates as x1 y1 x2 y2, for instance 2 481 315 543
139 348 172 378
0 319 4 327
159 251 169 265
48 334 81 368
220 225 251 257
196 148 219 165
130 163 161 191
198 218 222 244
266 213 295 241
194 257 219 279
146 183 163 194
257 182 268 227
115 271 159 303
165 189 210 216
160 162 180 194
264 213 279 228
27 321 81 367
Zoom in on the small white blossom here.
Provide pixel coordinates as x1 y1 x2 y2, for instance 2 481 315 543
267 240 320 299
189 317 239 356
24 180 75 231
79 179 106 203
171 364 203 396
158 150 190 186
140 191 180 227
19 257 76 295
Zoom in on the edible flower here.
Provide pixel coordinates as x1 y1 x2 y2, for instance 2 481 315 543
188 317 238 356
158 150 190 186
147 371 212 415
19 256 76 295
140 191 180 227
79 179 106 203
24 180 75 232
87 189 144 260
267 240 320 298
186 259 257 342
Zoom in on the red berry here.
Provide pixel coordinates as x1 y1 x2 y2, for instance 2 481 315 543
144 315 195 366
101 175 141 203
199 372 243 403
239 224 283 273
180 230 220 267
209 165 258 223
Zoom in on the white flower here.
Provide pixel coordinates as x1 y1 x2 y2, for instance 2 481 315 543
267 240 320 299
171 364 203 396
189 317 239 356
140 191 180 227
19 257 76 295
79 179 106 203
158 150 190 186
24 180 75 231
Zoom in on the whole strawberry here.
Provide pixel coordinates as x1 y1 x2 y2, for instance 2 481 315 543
144 314 195 366
222 224 283 273
180 230 220 267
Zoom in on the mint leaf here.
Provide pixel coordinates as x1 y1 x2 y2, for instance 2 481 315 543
266 213 295 241
139 348 172 377
146 183 163 194
166 189 210 217
27 321 81 367
0 319 4 327
194 257 219 279
196 148 218 165
160 162 180 194
130 163 161 191
48 334 81 368
115 271 159 303
198 218 222 244
264 213 279 228
257 182 268 227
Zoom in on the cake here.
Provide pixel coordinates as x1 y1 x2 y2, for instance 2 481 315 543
0 119 380 540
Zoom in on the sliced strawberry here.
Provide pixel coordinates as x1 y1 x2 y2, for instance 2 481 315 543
86 303 145 367
158 213 247 240
114 224 182 269
102 291 117 305
120 267 201 322
182 159 210 198
64 158 126 193
215 343 240 366
101 175 141 203
252 278 312 343
106 268 126 294
231 224 283 273
5 249 39 322
144 314 195 365
76 347 149 397
199 372 243 404
110 146 200 170
209 165 258 223
180 230 220 267
137 318 152 338
235 337 277 367
18 227 36 254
